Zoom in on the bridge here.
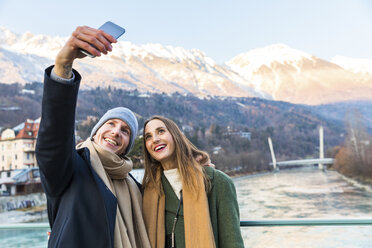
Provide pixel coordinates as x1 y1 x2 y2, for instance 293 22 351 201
268 126 335 170
269 158 335 168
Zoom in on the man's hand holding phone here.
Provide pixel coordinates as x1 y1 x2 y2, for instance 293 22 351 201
79 21 126 58
54 22 125 79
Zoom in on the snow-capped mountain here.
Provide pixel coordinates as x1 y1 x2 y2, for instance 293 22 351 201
226 44 372 104
331 55 372 76
1 27 372 105
0 27 266 99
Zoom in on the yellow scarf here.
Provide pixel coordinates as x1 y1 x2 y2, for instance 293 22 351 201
143 167 216 248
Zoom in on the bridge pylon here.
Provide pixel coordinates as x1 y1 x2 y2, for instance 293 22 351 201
268 137 278 171
319 126 324 170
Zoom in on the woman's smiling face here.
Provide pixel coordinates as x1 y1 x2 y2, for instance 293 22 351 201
144 119 175 166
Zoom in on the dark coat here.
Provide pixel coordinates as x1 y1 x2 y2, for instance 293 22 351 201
36 66 140 247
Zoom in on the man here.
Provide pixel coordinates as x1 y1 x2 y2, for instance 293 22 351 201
36 26 151 248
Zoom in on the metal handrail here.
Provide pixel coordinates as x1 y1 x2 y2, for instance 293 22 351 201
1 218 372 230
0 223 49 229
240 218 372 226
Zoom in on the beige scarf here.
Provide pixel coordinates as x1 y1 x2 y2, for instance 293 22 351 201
77 138 151 248
143 167 216 248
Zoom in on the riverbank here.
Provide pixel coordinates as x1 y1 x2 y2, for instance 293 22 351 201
0 205 47 224
228 169 271 179
0 192 47 224
333 170 372 194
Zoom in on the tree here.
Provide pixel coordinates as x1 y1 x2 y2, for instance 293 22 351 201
128 137 144 168
333 110 372 180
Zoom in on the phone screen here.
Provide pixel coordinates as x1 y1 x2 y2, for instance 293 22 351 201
80 21 125 58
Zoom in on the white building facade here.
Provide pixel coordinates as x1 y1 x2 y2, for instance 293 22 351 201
0 119 39 171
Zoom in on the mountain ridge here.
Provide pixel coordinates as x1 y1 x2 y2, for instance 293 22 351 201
1 27 372 105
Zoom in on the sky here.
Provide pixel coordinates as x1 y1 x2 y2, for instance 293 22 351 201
0 0 372 64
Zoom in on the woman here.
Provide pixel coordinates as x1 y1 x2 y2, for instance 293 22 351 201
142 116 244 248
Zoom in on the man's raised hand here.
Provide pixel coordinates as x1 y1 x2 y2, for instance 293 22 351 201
54 26 117 79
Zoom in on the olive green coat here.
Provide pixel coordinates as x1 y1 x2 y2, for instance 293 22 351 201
162 166 244 248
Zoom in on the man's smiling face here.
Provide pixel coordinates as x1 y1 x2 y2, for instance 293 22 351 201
93 118 131 155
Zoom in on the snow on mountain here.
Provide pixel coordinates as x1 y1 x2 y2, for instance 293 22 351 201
70 41 267 98
1 27 372 105
0 27 266 99
227 44 314 73
0 27 65 58
0 27 18 45
0 47 52 84
331 56 372 76
226 44 372 105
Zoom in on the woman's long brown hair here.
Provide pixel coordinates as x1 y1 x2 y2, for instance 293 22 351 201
142 115 210 195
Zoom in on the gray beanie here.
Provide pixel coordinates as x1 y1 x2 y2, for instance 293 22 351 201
90 107 138 155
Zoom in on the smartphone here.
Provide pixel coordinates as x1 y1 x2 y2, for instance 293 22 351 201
80 21 126 58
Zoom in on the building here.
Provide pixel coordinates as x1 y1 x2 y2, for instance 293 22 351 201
223 130 251 140
0 168 42 196
0 119 39 171
213 146 223 154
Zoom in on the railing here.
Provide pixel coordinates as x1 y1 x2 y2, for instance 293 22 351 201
1 218 372 230
240 218 372 226
0 223 49 229
269 158 335 167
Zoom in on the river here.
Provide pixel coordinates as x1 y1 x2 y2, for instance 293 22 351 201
237 166 372 248
1 166 372 247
